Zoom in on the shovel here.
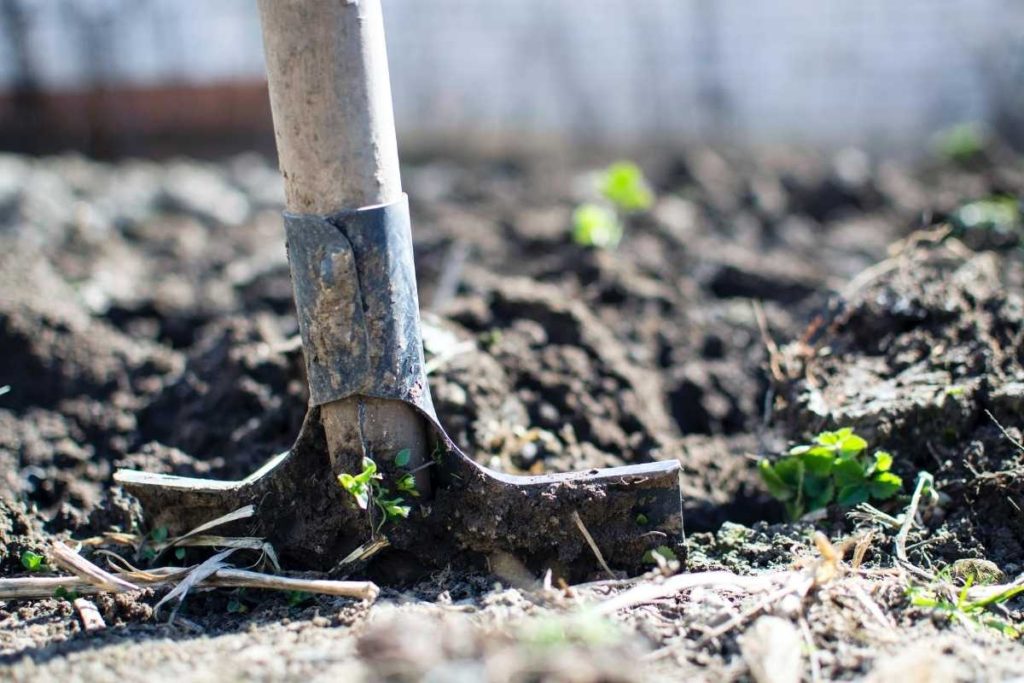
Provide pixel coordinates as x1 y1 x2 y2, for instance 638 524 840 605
114 0 683 581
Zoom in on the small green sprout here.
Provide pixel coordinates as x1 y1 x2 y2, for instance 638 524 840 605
338 456 412 533
908 572 1024 638
642 545 678 564
226 597 248 614
598 161 654 213
520 613 623 649
571 161 654 249
53 585 79 602
396 473 419 497
573 203 622 249
174 547 187 561
635 513 649 526
20 550 45 572
478 329 503 350
150 526 169 543
759 428 903 520
934 123 987 163
288 591 312 608
376 497 411 521
338 458 378 510
394 448 412 468
951 196 1020 236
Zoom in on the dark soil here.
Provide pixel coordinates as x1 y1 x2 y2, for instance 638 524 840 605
2 145 1024 680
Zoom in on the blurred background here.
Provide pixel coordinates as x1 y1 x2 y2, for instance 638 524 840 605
1 0 1023 158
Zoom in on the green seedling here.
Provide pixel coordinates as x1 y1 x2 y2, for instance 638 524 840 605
573 203 622 249
934 123 987 163
20 550 45 572
53 585 79 602
572 161 654 249
288 590 313 608
338 457 378 510
908 573 1024 638
642 545 678 564
520 612 623 649
759 427 903 520
226 596 248 614
337 456 412 533
599 161 654 213
951 196 1020 236
394 448 412 468
395 473 420 497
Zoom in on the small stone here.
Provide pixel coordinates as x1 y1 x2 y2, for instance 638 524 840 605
739 616 803 683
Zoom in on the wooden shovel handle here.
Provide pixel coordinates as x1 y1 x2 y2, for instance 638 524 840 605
258 0 427 478
258 0 402 212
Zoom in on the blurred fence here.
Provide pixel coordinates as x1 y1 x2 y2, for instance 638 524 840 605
0 0 1022 155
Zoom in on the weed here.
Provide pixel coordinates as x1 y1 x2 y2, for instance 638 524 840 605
52 585 79 602
338 456 413 533
226 596 248 614
951 196 1020 236
287 590 312 607
394 448 411 468
338 458 378 510
520 612 623 649
642 545 678 564
20 550 45 572
934 123 987 163
908 572 1024 638
395 473 419 497
573 203 622 249
759 427 903 520
572 161 654 249
599 161 654 213
478 329 503 350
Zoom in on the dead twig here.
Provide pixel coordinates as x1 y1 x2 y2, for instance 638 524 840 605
49 542 138 594
571 511 615 580
155 548 239 622
0 565 380 603
984 409 1024 453
752 300 785 382
895 472 932 564
593 570 781 616
73 598 106 632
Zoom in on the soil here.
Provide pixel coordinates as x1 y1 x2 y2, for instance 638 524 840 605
3 144 1024 680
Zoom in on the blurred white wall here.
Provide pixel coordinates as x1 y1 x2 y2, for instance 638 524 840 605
1 0 1022 152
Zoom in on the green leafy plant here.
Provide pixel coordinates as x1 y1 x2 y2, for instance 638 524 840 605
758 428 903 519
338 458 378 510
951 196 1020 236
599 161 654 212
934 123 987 163
642 545 678 565
20 550 45 572
226 596 248 614
908 573 1024 638
338 456 414 533
573 203 622 249
287 590 312 608
53 585 79 602
572 161 654 249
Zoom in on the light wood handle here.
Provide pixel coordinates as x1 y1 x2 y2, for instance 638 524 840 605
258 0 402 213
